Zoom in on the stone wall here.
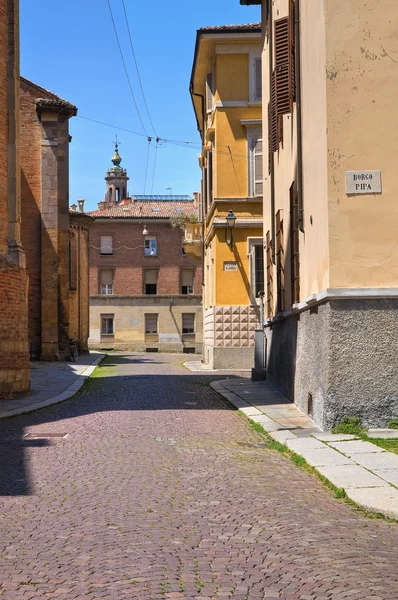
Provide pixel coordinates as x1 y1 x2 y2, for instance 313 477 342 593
265 299 398 430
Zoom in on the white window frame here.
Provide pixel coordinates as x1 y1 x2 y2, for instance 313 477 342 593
144 236 157 256
100 284 113 295
248 237 264 302
249 51 262 102
206 71 215 113
247 128 263 197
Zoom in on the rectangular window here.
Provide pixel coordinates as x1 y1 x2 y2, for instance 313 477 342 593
266 231 274 318
276 210 285 312
100 269 113 295
100 235 113 255
249 239 265 300
206 71 214 112
144 270 158 295
144 236 157 256
290 182 300 304
182 313 195 334
248 131 263 197
250 53 262 102
101 314 114 335
145 313 158 334
181 270 194 295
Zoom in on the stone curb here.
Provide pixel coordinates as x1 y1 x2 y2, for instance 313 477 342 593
0 354 106 420
211 379 398 520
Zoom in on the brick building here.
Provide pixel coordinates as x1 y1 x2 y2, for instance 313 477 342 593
87 146 203 353
0 0 30 397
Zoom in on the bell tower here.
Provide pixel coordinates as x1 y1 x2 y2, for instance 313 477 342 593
105 137 129 204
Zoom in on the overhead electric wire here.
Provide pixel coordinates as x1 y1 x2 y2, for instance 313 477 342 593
121 0 157 137
106 0 149 137
77 115 249 160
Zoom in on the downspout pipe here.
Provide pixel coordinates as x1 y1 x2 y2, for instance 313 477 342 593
269 0 276 263
295 0 304 232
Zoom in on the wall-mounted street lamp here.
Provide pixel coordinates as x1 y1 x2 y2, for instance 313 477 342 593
225 210 236 249
142 224 149 236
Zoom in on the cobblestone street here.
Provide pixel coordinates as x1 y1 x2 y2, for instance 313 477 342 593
0 354 397 600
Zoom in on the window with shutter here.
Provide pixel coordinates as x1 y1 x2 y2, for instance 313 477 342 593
248 239 265 300
145 314 158 334
206 72 214 112
266 231 274 318
100 235 113 255
100 269 114 295
182 313 195 334
181 270 194 295
274 16 293 115
144 270 158 295
290 182 300 304
275 211 285 313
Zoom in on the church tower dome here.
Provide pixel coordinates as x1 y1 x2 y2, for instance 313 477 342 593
105 137 129 204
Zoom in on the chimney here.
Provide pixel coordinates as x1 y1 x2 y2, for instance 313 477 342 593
70 203 77 212
78 199 85 213
97 201 105 211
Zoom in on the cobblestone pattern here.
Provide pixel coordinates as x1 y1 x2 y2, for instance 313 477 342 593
0 354 397 600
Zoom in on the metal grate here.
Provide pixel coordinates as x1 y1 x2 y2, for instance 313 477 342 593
24 433 68 439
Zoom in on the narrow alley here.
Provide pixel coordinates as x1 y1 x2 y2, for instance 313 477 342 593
0 354 397 600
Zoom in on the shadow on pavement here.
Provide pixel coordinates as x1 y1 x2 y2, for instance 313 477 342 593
0 353 245 497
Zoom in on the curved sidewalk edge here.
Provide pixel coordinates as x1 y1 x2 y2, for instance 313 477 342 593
0 354 106 420
211 379 398 520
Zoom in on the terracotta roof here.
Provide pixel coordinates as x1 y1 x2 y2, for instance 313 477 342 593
21 77 77 114
199 22 261 33
87 201 198 219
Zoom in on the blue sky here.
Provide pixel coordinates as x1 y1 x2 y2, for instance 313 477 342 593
20 0 260 212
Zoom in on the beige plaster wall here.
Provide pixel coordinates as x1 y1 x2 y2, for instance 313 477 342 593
89 296 203 351
325 0 398 288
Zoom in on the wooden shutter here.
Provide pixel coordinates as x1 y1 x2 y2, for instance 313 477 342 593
100 270 113 286
145 314 158 334
182 313 195 333
255 57 262 100
274 16 293 115
145 270 157 285
206 72 214 112
181 270 194 287
290 182 300 304
266 231 274 318
290 0 296 102
275 211 285 313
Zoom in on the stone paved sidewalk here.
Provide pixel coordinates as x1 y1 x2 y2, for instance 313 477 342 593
211 378 398 519
0 353 104 420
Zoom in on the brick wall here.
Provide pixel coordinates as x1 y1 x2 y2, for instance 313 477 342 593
20 80 42 356
69 219 91 354
0 262 30 397
0 0 8 253
89 220 202 295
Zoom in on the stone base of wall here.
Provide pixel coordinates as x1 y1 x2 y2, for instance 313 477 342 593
265 298 398 430
205 345 254 370
89 342 202 354
0 263 30 398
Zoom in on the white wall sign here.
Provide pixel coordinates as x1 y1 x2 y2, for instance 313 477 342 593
224 261 238 271
345 170 382 194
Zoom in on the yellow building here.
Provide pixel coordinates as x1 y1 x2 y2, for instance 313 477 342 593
190 22 264 369
241 0 398 429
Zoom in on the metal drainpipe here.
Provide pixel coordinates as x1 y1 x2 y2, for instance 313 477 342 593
295 0 304 232
269 0 276 263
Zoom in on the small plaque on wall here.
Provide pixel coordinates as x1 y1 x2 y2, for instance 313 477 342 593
345 170 382 194
224 261 238 271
